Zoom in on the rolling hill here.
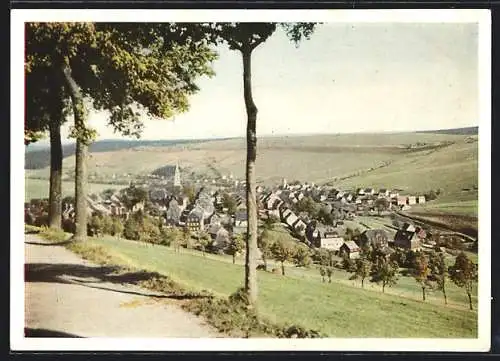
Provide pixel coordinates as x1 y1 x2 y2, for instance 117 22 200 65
25 131 478 212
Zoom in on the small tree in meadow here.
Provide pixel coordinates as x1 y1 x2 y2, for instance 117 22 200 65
271 240 296 276
293 244 312 268
88 214 103 237
257 229 273 271
371 257 399 293
429 250 449 305
449 252 478 310
319 266 326 283
197 230 211 256
350 256 372 288
228 234 245 264
325 266 334 283
110 217 124 239
412 251 432 301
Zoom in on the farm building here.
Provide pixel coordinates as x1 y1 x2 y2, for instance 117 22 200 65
340 241 361 259
358 229 390 249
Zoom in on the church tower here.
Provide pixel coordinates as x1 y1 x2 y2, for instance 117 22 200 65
173 161 181 188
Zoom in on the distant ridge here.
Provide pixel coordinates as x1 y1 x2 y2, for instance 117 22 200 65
25 137 234 169
415 126 478 135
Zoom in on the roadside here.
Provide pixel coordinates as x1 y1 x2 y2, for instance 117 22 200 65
25 233 222 338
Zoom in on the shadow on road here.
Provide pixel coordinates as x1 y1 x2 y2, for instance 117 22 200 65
24 327 83 338
25 262 210 301
25 240 74 247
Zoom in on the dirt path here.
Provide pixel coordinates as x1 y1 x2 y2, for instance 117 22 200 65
24 234 221 338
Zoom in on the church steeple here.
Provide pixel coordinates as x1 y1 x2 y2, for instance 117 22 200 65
174 161 181 188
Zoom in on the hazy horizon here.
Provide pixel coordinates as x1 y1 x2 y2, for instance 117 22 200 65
29 125 478 148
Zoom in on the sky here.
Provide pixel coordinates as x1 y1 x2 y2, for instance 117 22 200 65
59 22 479 143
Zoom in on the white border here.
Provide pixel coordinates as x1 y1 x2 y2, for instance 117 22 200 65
11 9 491 352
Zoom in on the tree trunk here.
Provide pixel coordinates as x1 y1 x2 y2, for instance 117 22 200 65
361 278 364 288
467 292 473 310
263 256 268 271
48 120 63 229
422 286 426 301
62 61 88 242
281 261 285 276
443 287 448 305
382 282 386 293
233 254 236 264
242 48 258 308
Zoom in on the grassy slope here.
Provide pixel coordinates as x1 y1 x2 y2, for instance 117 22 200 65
84 236 477 338
25 178 126 201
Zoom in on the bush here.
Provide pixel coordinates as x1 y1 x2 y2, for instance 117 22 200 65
62 218 76 234
34 213 49 227
123 217 141 240
39 226 68 243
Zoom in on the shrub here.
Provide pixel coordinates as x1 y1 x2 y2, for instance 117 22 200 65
34 213 49 227
62 218 76 234
123 217 141 240
39 226 68 243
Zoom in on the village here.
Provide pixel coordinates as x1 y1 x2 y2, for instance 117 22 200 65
25 162 475 266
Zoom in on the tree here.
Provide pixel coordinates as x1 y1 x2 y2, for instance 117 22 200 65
371 257 399 293
430 250 448 305
139 216 161 244
325 266 334 283
319 266 326 283
110 217 124 238
25 60 69 230
165 228 182 252
271 240 296 276
374 198 390 216
317 207 334 226
228 234 245 264
120 186 149 211
351 256 372 288
123 216 141 241
412 252 432 301
88 213 103 237
26 22 216 242
183 184 197 204
342 256 356 272
449 252 478 310
262 214 278 231
180 227 194 249
222 192 237 215
293 244 312 268
197 230 211 256
257 229 273 271
210 22 316 307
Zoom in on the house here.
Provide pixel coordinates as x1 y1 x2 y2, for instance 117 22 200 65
186 212 203 232
364 188 375 195
393 229 423 251
378 189 390 198
319 236 345 252
407 196 417 205
389 191 399 199
358 229 389 249
340 241 361 259
234 210 248 228
396 196 407 206
291 218 307 235
356 188 365 196
417 195 426 204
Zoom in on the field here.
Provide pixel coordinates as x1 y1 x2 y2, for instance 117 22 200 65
24 178 126 201
25 132 478 216
75 236 477 338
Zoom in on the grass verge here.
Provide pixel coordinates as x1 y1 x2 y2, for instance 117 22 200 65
64 239 325 338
